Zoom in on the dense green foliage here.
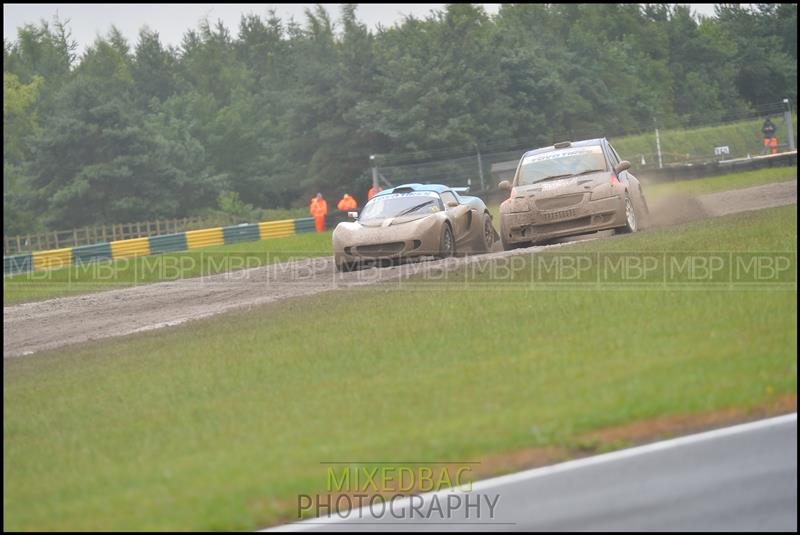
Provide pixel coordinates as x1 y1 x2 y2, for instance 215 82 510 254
3 4 797 233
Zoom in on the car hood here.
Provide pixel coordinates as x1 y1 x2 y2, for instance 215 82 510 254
356 213 433 228
334 213 440 245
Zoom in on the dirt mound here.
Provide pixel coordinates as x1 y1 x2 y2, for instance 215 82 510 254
643 180 797 229
644 195 709 229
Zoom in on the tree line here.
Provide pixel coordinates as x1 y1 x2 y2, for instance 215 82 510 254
3 3 797 234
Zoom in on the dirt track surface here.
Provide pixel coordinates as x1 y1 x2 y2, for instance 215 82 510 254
4 180 796 358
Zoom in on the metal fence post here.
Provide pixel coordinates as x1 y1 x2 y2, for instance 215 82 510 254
784 98 795 151
475 143 485 191
655 126 663 169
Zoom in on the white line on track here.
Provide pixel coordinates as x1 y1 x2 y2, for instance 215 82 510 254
261 412 797 532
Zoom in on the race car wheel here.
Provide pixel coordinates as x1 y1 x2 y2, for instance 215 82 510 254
335 257 356 272
619 192 638 234
482 213 496 252
501 228 528 250
439 224 455 258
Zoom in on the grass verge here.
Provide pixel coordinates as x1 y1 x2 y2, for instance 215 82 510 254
4 205 796 530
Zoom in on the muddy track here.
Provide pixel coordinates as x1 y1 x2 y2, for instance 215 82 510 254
4 181 796 358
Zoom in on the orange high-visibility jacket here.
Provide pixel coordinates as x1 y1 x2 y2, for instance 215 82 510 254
368 185 382 200
337 194 357 211
310 198 328 217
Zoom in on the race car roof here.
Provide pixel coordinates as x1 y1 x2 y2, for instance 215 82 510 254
521 138 607 159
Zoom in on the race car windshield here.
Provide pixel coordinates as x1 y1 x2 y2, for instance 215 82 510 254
517 146 608 186
359 192 443 221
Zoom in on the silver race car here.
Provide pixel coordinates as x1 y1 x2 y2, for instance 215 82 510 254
333 184 499 271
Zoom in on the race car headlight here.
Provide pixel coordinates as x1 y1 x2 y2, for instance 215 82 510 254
508 197 529 213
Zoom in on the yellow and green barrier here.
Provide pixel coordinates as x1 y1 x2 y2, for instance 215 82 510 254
224 223 260 244
111 237 150 258
294 217 317 234
4 216 325 275
73 243 112 264
259 220 295 239
4 253 33 275
186 227 224 249
149 233 187 254
32 247 73 271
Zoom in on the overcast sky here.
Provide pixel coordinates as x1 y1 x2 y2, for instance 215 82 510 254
4 4 720 54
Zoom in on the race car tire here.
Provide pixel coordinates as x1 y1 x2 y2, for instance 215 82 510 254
482 212 497 252
618 191 638 234
439 224 455 258
335 257 357 272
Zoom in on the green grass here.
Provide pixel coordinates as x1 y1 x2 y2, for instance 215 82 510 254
3 231 333 305
4 205 796 531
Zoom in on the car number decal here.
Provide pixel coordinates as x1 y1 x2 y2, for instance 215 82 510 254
523 145 603 165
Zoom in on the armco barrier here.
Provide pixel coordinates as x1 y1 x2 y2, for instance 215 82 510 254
222 223 260 245
4 214 330 275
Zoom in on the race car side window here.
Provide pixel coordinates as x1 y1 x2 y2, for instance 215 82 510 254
441 191 459 207
607 142 629 183
603 142 619 169
609 143 624 167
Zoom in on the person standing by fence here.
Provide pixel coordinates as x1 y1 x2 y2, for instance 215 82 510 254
309 193 328 232
762 117 778 154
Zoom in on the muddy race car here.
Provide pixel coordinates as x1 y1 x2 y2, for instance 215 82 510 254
333 184 499 271
498 138 649 249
